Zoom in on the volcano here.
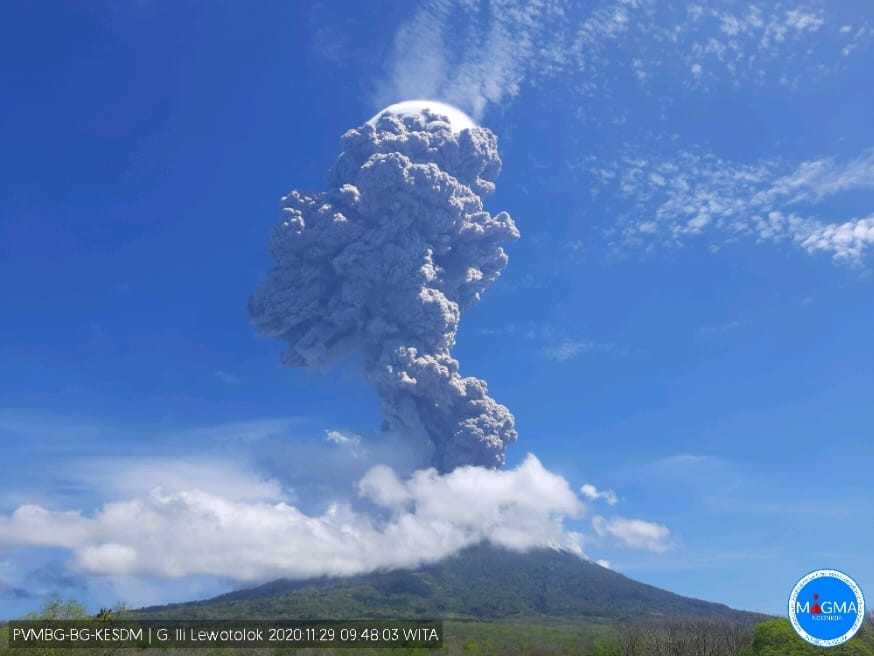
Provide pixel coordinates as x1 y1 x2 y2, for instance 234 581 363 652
134 543 763 624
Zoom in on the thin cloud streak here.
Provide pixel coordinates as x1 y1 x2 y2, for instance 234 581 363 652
370 0 872 119
593 147 874 263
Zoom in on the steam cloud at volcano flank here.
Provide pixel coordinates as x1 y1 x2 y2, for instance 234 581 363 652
249 106 520 472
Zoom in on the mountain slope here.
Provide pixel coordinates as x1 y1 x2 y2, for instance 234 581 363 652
135 543 762 623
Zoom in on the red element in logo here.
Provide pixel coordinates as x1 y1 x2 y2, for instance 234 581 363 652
812 594 822 614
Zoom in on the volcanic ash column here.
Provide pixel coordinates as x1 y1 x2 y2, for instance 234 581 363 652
249 101 520 472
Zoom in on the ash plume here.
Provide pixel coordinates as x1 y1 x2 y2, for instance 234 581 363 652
249 106 519 472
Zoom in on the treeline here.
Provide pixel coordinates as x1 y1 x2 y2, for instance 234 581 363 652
2 600 873 656
599 613 874 656
453 614 874 656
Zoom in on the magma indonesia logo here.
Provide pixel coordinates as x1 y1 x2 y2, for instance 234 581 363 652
788 569 866 647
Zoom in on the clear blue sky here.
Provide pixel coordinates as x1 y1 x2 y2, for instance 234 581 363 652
1 1 873 620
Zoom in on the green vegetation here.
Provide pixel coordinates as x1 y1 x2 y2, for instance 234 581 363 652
746 618 874 656
608 617 874 656
3 601 874 656
0 597 130 656
4 558 872 655
132 545 759 624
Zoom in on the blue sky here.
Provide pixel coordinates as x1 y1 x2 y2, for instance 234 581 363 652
2 0 873 620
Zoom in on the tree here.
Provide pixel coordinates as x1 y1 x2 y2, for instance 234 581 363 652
462 637 483 656
95 608 114 622
749 618 874 656
94 603 129 622
1 597 89 656
23 596 89 620
616 621 645 656
614 617 752 656
0 597 133 656
588 640 621 656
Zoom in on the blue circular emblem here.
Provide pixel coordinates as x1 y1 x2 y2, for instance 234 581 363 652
788 569 865 647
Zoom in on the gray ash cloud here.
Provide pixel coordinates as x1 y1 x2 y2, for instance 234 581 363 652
249 108 519 472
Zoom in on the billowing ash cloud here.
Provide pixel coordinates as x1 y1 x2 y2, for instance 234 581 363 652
249 104 520 472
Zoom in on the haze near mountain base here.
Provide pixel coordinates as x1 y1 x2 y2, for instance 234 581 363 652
249 101 520 472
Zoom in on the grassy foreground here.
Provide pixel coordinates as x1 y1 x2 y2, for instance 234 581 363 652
2 599 873 655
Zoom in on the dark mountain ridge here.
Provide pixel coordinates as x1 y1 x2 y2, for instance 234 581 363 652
135 543 765 625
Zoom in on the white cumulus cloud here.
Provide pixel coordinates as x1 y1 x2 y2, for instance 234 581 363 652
592 514 673 552
325 429 363 447
580 483 619 505
0 455 587 582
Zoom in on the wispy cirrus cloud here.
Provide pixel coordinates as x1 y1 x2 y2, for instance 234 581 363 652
760 148 874 204
593 147 874 263
373 0 573 119
363 2 874 266
214 370 240 385
67 457 284 503
541 339 597 362
479 321 606 363
367 1 872 119
528 323 609 362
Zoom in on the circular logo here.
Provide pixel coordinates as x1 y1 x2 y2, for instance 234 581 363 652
788 569 865 647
